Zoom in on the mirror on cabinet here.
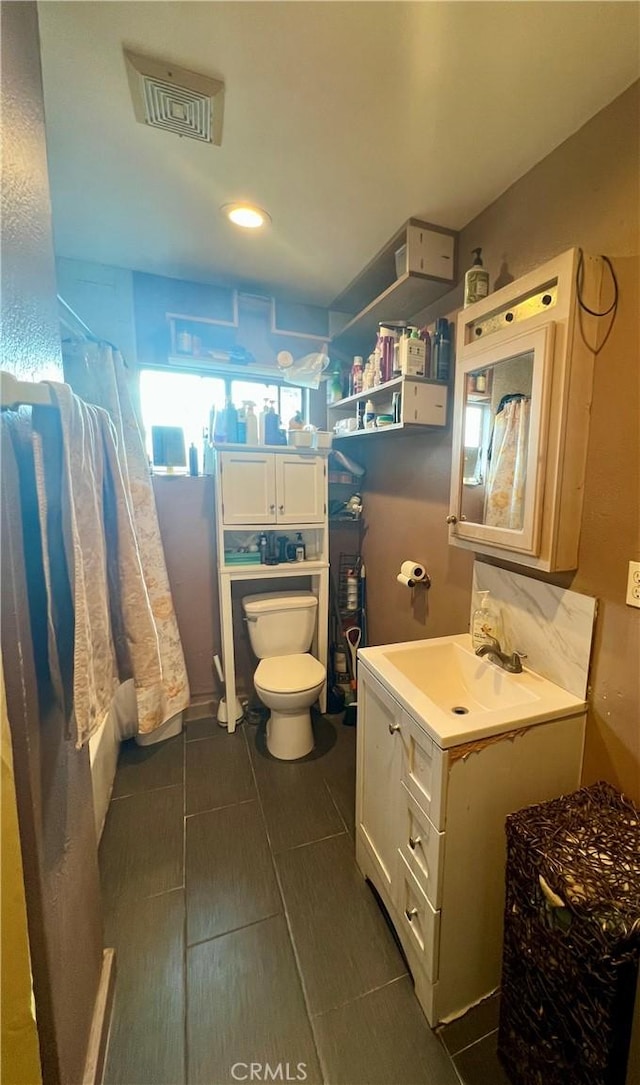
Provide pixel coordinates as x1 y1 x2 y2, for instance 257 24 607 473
449 323 553 559
460 351 534 531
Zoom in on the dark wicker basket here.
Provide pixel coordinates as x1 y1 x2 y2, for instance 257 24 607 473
498 781 640 1085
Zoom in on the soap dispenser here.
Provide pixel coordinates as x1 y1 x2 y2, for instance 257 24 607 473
471 591 503 650
464 248 490 308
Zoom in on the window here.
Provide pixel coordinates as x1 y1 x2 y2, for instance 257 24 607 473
463 403 490 486
139 368 304 465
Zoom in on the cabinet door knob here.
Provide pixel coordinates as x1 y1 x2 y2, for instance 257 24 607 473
270 504 276 513
279 504 284 513
408 835 421 850
405 907 418 921
388 722 400 735
446 514 458 524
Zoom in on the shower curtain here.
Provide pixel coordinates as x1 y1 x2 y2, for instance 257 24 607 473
484 396 530 530
61 340 190 737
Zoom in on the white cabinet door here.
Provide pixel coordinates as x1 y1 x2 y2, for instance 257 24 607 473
275 455 325 524
357 670 403 895
219 452 276 524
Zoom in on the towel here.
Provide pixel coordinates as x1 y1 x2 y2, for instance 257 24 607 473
32 383 162 747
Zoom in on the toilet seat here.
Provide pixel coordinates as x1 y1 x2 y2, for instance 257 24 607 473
255 653 325 695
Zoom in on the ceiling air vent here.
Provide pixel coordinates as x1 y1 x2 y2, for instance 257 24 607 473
124 49 224 145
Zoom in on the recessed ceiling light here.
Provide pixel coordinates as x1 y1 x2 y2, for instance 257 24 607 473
222 203 271 229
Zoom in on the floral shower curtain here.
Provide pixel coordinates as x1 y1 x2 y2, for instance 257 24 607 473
484 396 530 530
62 340 190 735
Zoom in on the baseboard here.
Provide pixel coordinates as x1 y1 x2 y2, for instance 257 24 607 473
184 698 216 722
82 948 116 1085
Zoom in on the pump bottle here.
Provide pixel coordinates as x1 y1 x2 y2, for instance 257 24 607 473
464 248 490 307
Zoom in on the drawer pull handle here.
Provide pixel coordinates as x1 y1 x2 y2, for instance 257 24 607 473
408 835 421 850
270 504 276 513
388 722 400 735
405 907 418 921
279 504 284 513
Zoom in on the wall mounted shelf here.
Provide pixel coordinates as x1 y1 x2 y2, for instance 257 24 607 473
328 375 448 438
330 219 457 355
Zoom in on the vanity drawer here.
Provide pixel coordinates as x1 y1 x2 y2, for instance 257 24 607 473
400 712 447 830
399 784 445 909
396 851 440 983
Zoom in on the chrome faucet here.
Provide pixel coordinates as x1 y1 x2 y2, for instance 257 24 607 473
475 636 527 674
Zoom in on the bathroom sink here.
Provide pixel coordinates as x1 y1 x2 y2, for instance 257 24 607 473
383 640 538 715
359 633 586 748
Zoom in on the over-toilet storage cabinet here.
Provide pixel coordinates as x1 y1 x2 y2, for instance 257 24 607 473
214 447 329 731
355 662 586 1027
218 449 326 525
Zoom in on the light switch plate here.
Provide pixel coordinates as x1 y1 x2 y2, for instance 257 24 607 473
625 561 640 608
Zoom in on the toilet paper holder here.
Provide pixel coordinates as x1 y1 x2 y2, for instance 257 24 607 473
397 560 431 589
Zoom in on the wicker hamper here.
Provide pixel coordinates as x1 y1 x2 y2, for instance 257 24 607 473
498 781 640 1085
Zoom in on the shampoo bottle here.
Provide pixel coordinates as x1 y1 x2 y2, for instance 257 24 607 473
245 402 258 445
471 591 503 650
464 248 490 307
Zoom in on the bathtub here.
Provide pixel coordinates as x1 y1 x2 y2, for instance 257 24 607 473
89 679 183 841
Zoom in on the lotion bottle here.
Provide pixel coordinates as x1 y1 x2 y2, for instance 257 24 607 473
464 248 490 307
471 591 503 650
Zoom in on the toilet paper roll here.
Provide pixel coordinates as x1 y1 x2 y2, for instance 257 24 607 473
397 572 416 588
400 560 426 582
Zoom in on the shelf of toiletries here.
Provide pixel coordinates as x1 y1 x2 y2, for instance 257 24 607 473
329 219 457 353
328 376 448 438
328 374 447 410
221 526 325 574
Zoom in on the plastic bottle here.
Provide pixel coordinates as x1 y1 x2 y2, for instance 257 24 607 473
189 443 198 476
433 318 452 382
214 405 227 443
245 402 258 445
364 399 376 429
258 399 269 445
237 402 247 444
295 532 306 561
264 402 280 445
351 356 363 395
464 248 490 308
224 397 238 443
346 570 359 611
258 532 268 564
471 591 504 651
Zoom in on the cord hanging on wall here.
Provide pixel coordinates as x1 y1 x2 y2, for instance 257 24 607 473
575 249 619 356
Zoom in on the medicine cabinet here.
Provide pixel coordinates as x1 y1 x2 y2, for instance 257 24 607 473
448 248 603 572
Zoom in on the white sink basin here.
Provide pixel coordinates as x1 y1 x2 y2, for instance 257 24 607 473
359 633 586 748
383 641 538 714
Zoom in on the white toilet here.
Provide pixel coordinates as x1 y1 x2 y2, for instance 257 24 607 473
242 591 326 760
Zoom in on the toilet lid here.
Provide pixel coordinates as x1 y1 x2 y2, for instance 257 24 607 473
255 654 326 694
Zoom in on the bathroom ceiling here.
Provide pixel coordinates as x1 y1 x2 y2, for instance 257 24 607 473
38 2 639 306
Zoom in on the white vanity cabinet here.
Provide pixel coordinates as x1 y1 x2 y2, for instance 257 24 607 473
356 658 586 1026
219 450 326 525
448 248 604 572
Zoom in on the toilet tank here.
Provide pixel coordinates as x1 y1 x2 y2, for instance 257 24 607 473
242 592 318 659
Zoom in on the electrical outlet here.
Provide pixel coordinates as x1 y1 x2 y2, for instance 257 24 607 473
625 561 640 608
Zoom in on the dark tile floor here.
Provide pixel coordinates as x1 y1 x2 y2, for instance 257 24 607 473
99 712 507 1085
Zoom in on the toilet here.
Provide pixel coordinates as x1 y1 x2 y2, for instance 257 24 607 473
242 591 326 760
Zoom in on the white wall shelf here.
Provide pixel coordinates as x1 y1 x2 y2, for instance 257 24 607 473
329 375 448 435
329 219 457 355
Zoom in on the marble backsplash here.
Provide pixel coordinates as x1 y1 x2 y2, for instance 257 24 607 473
471 562 597 700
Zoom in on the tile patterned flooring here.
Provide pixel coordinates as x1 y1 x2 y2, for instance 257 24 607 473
100 713 508 1085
